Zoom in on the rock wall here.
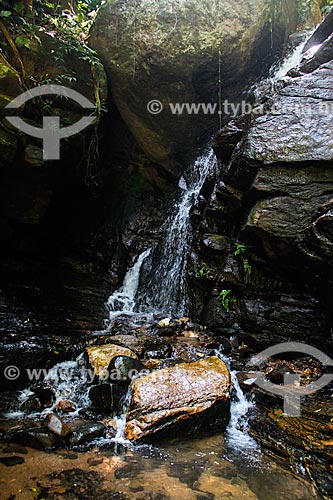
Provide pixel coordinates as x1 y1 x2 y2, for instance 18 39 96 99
189 16 333 354
90 0 298 176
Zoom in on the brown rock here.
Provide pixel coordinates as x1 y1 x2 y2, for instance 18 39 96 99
86 344 138 378
124 356 230 441
45 413 72 438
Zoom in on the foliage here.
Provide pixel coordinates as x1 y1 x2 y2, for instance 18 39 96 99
233 242 247 257
243 258 252 276
197 264 214 280
0 0 106 189
296 0 333 22
219 289 237 313
233 242 252 275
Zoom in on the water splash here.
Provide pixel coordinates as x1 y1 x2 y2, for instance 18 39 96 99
110 388 132 445
43 360 91 414
226 370 258 453
217 353 258 454
106 248 151 321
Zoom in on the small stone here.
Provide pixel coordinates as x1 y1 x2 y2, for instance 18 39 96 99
177 317 191 323
20 396 42 413
158 318 171 327
3 444 28 454
108 356 146 382
183 331 199 338
69 422 105 447
55 400 76 413
24 144 44 166
86 344 138 378
267 363 295 384
45 413 72 438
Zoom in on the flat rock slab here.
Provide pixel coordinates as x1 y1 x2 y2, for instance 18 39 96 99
124 356 231 441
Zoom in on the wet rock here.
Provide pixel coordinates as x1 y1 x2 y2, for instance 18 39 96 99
124 356 231 441
144 343 172 360
2 444 28 454
204 337 232 355
299 32 333 73
108 356 147 383
240 61 333 165
0 456 24 466
88 384 125 412
55 400 76 414
45 413 72 438
86 344 138 378
303 8 333 53
201 234 230 255
31 385 55 407
266 362 296 384
20 396 42 413
211 119 245 164
158 318 171 328
13 427 58 450
69 422 105 447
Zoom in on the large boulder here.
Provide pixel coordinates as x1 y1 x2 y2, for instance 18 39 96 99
90 0 297 175
124 356 231 441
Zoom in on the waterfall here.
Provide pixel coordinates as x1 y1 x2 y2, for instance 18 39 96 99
106 248 151 321
140 149 217 317
272 29 316 81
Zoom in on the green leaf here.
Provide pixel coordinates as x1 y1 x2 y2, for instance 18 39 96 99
14 2 24 12
0 10 12 17
15 35 31 49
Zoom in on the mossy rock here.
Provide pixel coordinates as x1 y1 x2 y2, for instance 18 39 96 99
90 0 297 175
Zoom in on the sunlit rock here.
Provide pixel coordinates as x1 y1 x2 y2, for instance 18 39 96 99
86 344 138 378
124 356 231 441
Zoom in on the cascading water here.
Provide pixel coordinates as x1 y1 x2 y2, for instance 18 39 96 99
106 248 151 322
272 35 310 80
140 149 217 317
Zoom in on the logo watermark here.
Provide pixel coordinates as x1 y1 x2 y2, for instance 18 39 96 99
147 99 333 118
3 364 149 384
5 85 96 160
246 342 333 417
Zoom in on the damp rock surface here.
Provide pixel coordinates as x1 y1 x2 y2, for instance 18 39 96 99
124 356 231 441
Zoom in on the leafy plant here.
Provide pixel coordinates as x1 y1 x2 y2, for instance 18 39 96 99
233 242 247 256
219 289 237 313
243 258 252 275
197 264 214 280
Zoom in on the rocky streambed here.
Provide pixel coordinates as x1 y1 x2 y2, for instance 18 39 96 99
0 314 332 499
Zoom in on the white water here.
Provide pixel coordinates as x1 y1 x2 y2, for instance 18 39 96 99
106 248 151 321
43 360 91 414
272 29 316 80
110 388 132 445
217 353 257 453
226 371 258 453
273 40 308 80
141 149 217 317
